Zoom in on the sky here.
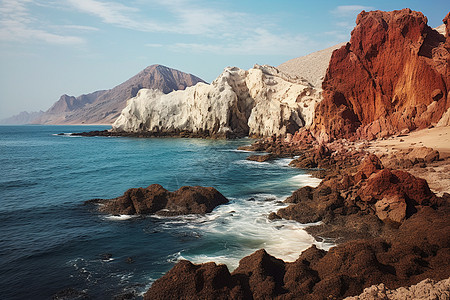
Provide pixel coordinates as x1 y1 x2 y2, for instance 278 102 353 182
0 0 449 119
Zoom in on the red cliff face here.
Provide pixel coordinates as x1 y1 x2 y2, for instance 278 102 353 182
312 9 450 142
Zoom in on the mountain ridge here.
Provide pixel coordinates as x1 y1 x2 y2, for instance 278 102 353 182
31 64 206 125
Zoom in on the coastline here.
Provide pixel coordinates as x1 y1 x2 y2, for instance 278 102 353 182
143 127 450 299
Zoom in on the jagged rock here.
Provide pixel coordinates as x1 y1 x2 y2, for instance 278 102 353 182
358 169 438 207
144 260 241 300
312 9 450 142
112 65 322 138
86 184 228 216
144 204 450 299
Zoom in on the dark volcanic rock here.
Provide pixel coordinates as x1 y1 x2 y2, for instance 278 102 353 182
144 260 242 300
86 184 228 216
144 206 450 299
246 154 275 162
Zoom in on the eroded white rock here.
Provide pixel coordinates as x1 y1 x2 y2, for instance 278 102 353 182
112 65 322 137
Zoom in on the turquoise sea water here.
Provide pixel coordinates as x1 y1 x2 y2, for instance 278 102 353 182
0 125 326 299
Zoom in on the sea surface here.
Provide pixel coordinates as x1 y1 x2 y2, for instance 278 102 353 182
0 125 329 299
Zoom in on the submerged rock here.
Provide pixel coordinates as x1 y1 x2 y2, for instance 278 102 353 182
86 184 228 216
246 154 275 162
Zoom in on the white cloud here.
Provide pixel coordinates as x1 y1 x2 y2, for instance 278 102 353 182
66 0 311 55
332 5 375 17
0 0 85 45
66 0 167 32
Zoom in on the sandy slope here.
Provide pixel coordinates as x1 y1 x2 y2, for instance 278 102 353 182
367 126 450 195
278 43 346 87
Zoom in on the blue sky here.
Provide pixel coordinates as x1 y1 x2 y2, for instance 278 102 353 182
0 0 449 119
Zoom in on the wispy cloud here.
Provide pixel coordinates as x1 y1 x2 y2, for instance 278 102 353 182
66 0 167 32
145 43 163 48
65 0 310 56
332 5 375 17
0 0 85 45
63 25 100 31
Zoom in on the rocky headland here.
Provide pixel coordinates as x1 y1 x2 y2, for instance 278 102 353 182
311 9 450 143
85 184 229 217
140 9 450 300
111 64 322 138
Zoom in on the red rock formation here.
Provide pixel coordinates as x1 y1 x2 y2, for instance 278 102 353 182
312 9 450 142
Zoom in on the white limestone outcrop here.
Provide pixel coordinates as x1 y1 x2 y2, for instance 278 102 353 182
112 65 322 137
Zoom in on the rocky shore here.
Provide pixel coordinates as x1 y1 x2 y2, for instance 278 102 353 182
71 129 240 139
75 8 450 299
144 129 450 299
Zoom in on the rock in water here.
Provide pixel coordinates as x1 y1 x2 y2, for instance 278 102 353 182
86 184 228 216
312 9 450 142
112 65 322 138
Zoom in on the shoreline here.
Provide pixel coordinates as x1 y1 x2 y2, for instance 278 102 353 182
143 127 450 299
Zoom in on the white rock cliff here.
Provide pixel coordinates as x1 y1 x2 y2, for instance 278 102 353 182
112 65 322 137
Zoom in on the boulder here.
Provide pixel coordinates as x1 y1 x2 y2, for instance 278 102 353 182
144 260 241 300
358 169 438 207
86 184 229 216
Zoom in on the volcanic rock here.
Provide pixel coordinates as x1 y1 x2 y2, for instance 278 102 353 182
86 184 228 216
144 204 450 299
246 154 275 162
312 9 450 142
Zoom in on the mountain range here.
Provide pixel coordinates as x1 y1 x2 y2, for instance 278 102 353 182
1 65 205 125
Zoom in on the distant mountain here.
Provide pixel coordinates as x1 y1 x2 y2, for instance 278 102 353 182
33 65 206 125
0 111 44 125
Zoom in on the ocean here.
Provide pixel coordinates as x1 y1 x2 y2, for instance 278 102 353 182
0 125 329 299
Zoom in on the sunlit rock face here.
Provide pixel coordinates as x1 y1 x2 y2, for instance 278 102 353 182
112 65 322 138
311 9 450 142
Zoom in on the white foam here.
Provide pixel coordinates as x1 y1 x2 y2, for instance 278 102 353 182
104 214 136 221
289 174 322 188
272 158 294 167
234 159 271 166
165 194 331 271
218 149 254 153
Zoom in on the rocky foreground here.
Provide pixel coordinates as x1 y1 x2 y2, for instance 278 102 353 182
144 131 449 299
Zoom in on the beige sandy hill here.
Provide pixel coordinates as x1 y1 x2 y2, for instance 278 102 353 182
277 43 346 87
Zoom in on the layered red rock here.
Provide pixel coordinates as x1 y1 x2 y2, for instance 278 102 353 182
312 9 450 142
86 184 228 216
